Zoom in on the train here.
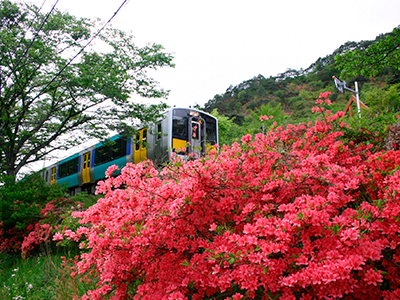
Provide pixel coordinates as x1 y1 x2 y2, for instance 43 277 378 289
40 107 219 194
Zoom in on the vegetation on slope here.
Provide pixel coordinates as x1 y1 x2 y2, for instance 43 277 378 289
201 25 400 145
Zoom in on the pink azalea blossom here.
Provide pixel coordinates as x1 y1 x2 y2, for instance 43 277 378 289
241 134 252 143
319 91 332 98
53 232 64 241
66 93 400 299
209 223 217 231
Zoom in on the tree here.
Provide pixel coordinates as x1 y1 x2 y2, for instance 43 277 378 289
210 108 243 145
361 83 400 114
336 26 400 78
0 0 174 177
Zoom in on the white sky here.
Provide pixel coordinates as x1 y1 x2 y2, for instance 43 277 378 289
27 0 400 108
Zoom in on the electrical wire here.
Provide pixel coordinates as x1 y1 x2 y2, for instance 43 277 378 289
12 0 47 59
33 0 131 101
2 0 58 91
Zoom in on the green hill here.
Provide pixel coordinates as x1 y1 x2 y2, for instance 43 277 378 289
201 27 400 126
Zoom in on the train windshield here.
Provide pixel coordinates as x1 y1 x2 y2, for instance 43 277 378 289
172 109 218 145
172 110 188 140
203 115 217 145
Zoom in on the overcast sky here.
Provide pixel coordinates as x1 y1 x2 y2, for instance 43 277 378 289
27 0 400 108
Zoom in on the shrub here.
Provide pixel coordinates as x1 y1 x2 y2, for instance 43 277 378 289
0 172 99 257
64 93 400 299
340 111 399 150
385 119 400 150
21 192 100 258
0 174 65 253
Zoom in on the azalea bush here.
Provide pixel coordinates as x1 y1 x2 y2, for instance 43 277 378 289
0 171 98 256
67 93 400 299
340 111 400 150
0 174 65 253
20 194 97 258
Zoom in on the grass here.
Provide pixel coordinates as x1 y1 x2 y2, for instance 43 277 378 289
0 247 92 300
0 192 102 300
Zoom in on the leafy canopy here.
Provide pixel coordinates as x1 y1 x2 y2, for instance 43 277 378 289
336 25 400 78
210 108 244 145
0 0 174 177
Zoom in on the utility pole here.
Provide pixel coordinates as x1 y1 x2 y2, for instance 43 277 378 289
333 76 362 118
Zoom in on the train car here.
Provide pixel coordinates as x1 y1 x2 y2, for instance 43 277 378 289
40 107 218 194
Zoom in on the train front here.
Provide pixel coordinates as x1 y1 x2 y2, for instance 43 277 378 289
169 108 218 159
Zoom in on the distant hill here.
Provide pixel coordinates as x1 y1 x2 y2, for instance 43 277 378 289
200 30 400 125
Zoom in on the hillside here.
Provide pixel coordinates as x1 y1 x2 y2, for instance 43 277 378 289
200 29 400 125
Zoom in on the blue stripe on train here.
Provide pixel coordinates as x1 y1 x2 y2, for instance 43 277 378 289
93 156 128 181
58 174 79 188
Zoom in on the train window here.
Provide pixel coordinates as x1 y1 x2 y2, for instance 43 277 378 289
135 132 140 151
172 117 188 139
113 138 127 158
95 138 127 166
204 116 217 145
192 122 200 140
142 129 147 148
58 157 79 179
172 109 189 139
95 146 108 165
51 167 56 182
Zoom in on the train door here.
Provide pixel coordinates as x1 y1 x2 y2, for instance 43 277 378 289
191 121 202 158
82 151 91 184
50 167 56 185
134 128 148 164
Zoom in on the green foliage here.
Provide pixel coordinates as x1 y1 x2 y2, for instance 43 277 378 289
210 109 244 145
340 111 399 150
290 98 314 122
0 174 65 233
244 103 288 134
0 253 58 300
0 169 100 255
337 82 400 149
361 83 400 114
336 26 400 78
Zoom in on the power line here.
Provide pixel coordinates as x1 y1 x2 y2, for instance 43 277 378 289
2 0 59 94
12 0 48 55
33 0 130 102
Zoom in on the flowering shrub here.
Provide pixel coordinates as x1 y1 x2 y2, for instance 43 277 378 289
69 93 400 299
20 196 91 258
20 192 101 258
259 115 274 121
0 173 98 257
341 110 399 151
0 174 65 253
